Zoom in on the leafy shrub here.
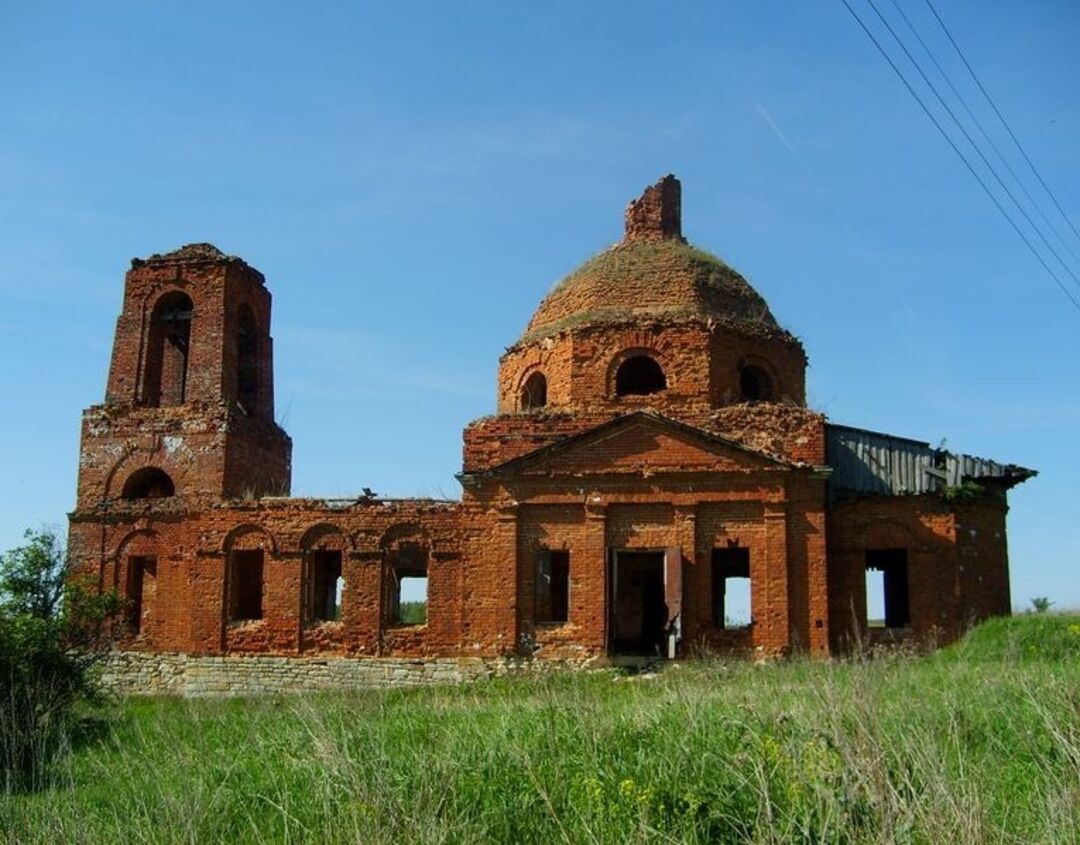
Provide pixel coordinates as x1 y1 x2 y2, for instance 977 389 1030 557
0 528 116 792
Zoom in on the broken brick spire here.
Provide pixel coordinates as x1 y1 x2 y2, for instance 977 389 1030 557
623 174 684 243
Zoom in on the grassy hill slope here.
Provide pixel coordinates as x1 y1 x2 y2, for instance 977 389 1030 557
3 613 1078 844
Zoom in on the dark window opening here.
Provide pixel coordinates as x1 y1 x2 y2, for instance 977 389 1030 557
143 291 193 407
535 549 569 624
520 372 548 410
308 550 343 622
387 542 427 626
229 550 264 621
121 467 175 500
127 556 155 634
237 304 259 415
712 547 751 629
739 365 773 402
866 548 909 629
615 355 667 396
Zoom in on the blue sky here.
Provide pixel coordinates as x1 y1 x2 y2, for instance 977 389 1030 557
1 1 1077 611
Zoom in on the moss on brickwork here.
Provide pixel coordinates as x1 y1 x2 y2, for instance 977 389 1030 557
519 240 784 345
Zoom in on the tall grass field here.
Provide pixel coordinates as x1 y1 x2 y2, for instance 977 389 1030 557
2 613 1078 844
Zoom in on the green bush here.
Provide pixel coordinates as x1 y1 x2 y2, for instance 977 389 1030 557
0 528 115 793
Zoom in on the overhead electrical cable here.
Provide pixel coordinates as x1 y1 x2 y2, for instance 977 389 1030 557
838 0 1080 314
924 0 1080 248
888 0 1080 271
863 0 1080 292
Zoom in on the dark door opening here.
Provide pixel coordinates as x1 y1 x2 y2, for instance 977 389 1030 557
610 551 667 656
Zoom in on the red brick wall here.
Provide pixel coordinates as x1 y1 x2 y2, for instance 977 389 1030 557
826 493 1012 650
70 499 470 657
497 322 806 415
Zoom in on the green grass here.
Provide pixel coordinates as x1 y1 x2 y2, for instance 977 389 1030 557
398 600 427 626
2 614 1078 844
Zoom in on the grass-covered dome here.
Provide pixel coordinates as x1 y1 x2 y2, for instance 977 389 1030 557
518 239 782 346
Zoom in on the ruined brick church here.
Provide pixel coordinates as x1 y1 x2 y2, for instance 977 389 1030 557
69 176 1033 668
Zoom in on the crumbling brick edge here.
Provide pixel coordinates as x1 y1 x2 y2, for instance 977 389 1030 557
93 651 600 697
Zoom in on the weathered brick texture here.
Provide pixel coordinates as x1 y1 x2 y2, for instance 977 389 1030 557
69 178 1024 686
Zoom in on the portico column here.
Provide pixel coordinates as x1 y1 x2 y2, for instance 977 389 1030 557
581 497 607 653
761 502 791 655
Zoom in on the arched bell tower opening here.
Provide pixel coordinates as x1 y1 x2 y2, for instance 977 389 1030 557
142 291 193 407
237 303 260 415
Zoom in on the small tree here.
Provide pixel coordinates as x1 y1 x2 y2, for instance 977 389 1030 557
1030 597 1053 614
0 527 117 793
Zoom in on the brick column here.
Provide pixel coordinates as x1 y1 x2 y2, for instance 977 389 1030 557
492 503 519 655
580 498 607 653
759 502 791 655
263 550 302 652
673 505 696 652
347 550 381 655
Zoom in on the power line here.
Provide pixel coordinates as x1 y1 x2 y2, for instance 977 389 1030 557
838 0 1080 314
863 0 1080 292
888 0 1080 271
924 0 1080 248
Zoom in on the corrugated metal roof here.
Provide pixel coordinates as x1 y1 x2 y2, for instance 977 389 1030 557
826 424 1035 500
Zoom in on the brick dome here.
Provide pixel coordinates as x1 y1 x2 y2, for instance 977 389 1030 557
517 175 787 347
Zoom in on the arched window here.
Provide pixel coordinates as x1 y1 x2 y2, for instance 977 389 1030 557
143 291 193 407
382 526 430 627
121 468 175 500
301 526 348 624
237 304 259 414
615 355 667 396
520 371 547 410
739 364 773 402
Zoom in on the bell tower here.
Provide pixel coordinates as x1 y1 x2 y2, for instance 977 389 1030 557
75 244 292 508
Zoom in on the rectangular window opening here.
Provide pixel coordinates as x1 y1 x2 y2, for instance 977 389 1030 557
310 550 343 622
230 550 264 621
712 547 751 630
388 542 427 626
535 549 570 625
865 548 909 629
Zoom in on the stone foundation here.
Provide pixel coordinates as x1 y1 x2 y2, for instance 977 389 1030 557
96 651 527 697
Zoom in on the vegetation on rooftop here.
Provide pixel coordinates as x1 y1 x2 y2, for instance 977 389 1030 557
516 240 788 347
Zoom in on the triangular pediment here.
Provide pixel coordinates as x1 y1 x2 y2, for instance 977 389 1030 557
489 413 792 477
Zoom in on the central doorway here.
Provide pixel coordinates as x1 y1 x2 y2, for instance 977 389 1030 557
609 550 668 656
